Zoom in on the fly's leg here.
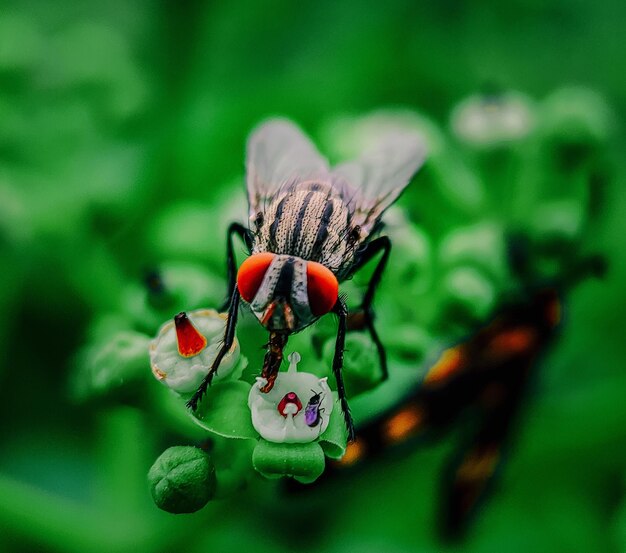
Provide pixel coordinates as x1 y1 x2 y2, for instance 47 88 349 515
348 236 391 380
186 286 241 411
219 222 253 312
260 332 288 393
332 297 356 442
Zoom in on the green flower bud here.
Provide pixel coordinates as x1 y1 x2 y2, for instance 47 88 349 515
124 262 225 334
438 222 507 284
144 194 247 271
148 446 215 514
322 333 382 397
530 199 584 247
71 329 150 401
440 267 496 329
252 440 326 484
380 324 433 365
540 87 612 163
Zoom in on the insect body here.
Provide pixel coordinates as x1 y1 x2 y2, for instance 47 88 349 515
186 119 427 440
304 390 324 428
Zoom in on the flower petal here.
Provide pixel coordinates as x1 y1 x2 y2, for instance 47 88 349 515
252 440 325 484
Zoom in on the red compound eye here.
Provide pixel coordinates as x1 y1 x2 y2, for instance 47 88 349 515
237 253 275 303
307 261 339 316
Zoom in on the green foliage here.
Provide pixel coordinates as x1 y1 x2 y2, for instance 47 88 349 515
0 2 625 553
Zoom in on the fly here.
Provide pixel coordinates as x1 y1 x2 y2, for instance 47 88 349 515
186 118 427 440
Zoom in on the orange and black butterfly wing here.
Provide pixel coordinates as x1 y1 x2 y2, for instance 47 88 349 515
439 357 529 539
330 345 492 472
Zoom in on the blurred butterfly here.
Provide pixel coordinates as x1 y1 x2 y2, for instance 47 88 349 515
328 248 606 539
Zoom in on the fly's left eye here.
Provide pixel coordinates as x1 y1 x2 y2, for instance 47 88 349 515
306 261 338 316
237 253 276 303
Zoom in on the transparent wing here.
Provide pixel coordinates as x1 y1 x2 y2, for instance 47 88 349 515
246 119 329 217
332 129 427 237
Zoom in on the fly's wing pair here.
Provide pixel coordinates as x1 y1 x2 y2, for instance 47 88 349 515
246 118 426 242
246 119 329 214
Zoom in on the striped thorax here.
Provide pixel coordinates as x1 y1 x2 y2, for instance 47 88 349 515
253 180 357 274
235 180 355 333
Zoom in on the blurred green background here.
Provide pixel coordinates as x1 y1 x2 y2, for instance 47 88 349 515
1 1 625 552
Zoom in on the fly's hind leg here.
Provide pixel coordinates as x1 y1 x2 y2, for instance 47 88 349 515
332 297 355 442
187 222 250 411
187 280 241 411
347 236 392 381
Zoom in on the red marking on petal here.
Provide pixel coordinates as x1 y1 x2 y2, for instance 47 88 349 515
174 312 207 357
277 391 302 417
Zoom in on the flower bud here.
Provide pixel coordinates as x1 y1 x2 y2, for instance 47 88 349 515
322 333 381 397
440 267 496 328
540 87 612 165
438 222 507 284
125 262 225 334
148 446 215 514
150 309 246 394
71 329 150 401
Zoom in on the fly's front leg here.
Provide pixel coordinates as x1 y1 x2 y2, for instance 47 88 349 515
187 286 241 411
220 222 253 312
260 332 288 393
332 297 355 442
348 236 391 380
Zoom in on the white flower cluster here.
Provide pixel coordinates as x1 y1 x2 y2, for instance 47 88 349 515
248 352 333 443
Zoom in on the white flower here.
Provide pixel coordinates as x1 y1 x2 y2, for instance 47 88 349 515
451 92 535 147
150 309 245 394
248 352 334 444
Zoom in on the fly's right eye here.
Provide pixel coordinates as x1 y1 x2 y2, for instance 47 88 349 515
237 253 275 303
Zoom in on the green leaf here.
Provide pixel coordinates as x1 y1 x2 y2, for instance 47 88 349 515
190 381 258 440
211 438 256 499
